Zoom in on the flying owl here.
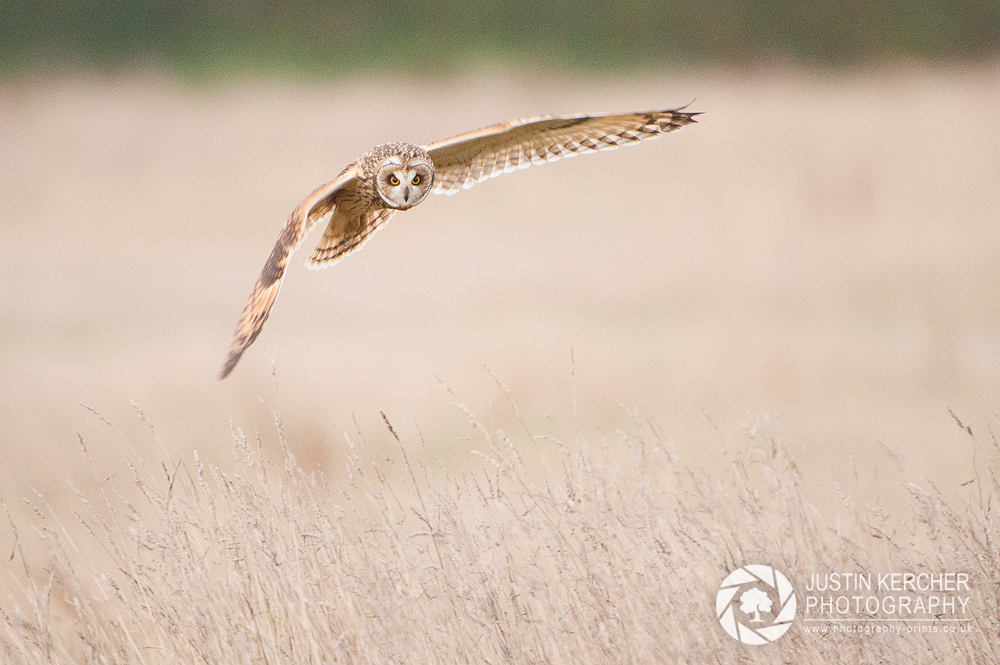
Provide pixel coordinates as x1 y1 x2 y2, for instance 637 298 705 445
220 107 699 379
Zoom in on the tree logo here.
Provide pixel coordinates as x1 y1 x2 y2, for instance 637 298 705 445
716 564 796 644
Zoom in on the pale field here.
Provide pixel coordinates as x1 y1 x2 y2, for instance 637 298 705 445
1 65 1000 662
0 65 999 532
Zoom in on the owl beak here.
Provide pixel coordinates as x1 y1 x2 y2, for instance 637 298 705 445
403 187 411 203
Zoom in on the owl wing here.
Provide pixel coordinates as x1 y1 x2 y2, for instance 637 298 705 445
219 167 357 379
423 108 698 195
306 208 397 269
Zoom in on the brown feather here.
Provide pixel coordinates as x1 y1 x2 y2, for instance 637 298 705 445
219 167 356 379
307 208 397 269
424 108 698 195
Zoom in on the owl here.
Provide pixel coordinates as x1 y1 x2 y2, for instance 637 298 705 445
220 107 699 379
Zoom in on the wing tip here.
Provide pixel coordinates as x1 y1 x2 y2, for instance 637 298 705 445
218 351 240 380
667 102 702 124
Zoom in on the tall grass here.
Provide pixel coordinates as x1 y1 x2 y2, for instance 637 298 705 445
1 389 997 663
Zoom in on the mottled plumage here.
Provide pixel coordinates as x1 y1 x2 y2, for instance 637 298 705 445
220 107 699 379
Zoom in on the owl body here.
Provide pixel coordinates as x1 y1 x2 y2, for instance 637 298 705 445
220 107 699 378
305 142 433 269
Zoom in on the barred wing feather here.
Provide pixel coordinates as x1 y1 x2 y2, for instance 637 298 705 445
424 108 698 196
219 168 357 379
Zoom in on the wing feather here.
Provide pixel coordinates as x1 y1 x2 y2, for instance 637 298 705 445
424 108 698 196
306 208 397 269
219 167 357 379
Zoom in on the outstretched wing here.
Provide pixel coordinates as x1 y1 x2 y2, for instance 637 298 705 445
219 167 357 379
424 108 698 195
306 208 397 269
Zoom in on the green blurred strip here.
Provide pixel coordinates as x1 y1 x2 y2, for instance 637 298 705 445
2 0 998 73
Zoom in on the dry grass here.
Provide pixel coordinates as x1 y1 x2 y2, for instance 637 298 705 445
0 387 997 663
2 65 1000 662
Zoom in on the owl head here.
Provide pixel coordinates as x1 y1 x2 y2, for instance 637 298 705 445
375 147 434 210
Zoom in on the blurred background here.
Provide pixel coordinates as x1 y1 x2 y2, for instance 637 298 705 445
3 0 1000 72
1 1 999 528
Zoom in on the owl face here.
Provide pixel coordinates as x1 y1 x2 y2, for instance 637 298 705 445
375 157 433 210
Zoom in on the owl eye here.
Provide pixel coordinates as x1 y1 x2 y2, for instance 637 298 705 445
388 174 400 186
411 174 421 186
